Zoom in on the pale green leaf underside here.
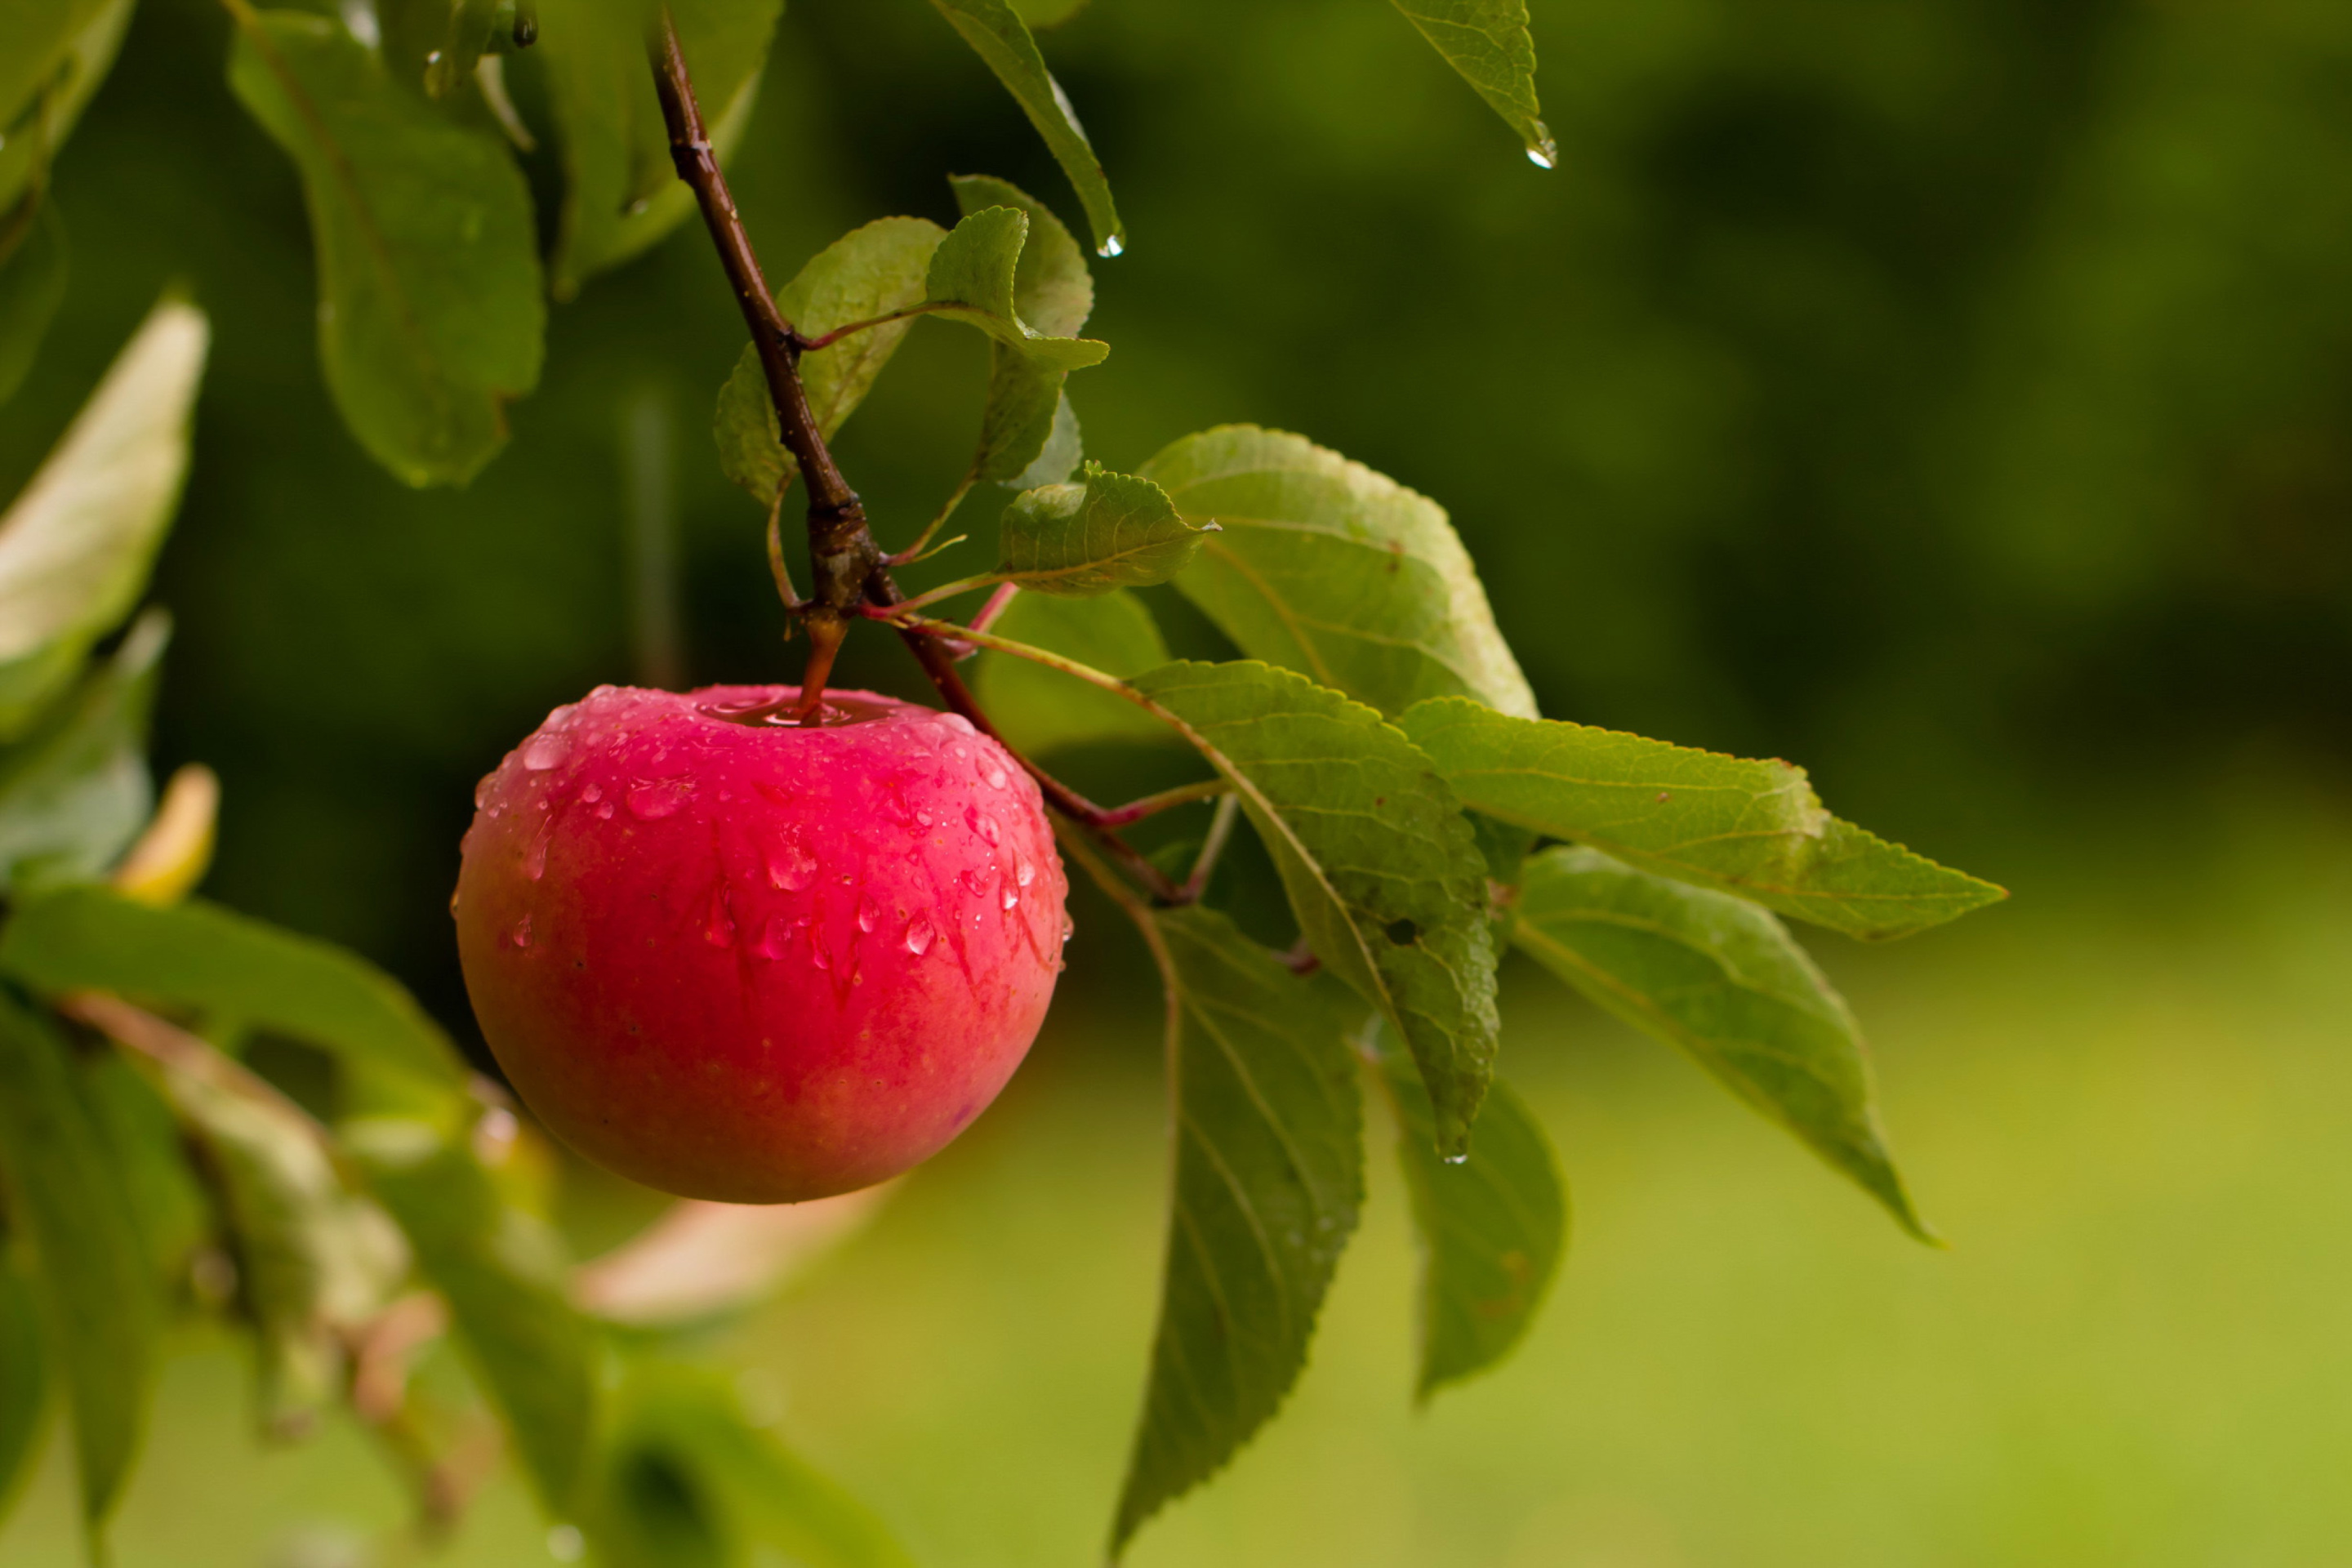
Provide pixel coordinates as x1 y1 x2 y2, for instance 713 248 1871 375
0 992 157 1530
1378 1037 1564 1397
229 13 544 487
0 299 206 738
997 466 1202 593
951 174 1093 481
1144 426 1538 722
0 884 471 1095
1390 0 1556 167
970 587 1174 755
1398 697 2006 939
1512 845 1931 1239
715 216 947 502
344 1118 598 1510
1129 660 1499 1153
926 0 1123 256
0 609 164 893
541 0 782 296
1114 907 1365 1553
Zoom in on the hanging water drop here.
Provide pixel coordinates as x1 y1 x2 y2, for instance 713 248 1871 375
1098 234 1125 258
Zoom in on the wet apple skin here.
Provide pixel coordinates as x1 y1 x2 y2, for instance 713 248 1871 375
454 684 1069 1202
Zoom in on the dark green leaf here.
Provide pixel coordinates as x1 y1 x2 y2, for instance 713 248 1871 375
1512 845 1931 1238
0 197 67 406
76 1049 210 1298
0 1239 53 1521
343 1116 598 1510
541 0 783 296
714 217 947 503
0 991 158 1531
1397 697 2007 940
228 11 544 486
1009 0 1089 24
1129 660 1499 1156
950 173 1093 482
971 587 1175 755
1375 1034 1565 1397
1144 426 1538 720
997 465 1205 594
1114 906 1365 1553
129 1024 408 1435
1389 0 1556 167
925 0 1123 256
0 0 136 215
0 884 472 1098
0 608 165 893
596 1356 918 1568
0 299 206 737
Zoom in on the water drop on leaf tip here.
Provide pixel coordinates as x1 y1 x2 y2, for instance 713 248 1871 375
1098 235 1125 258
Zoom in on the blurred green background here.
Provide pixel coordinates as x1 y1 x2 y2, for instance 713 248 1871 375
4 0 2350 1560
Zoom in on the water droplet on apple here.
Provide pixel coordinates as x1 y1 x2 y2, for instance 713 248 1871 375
521 734 567 770
448 891 461 917
704 889 734 947
980 760 1009 790
626 778 692 820
523 828 551 881
509 915 533 950
1014 851 1036 889
474 775 494 809
1061 913 1075 944
580 782 603 804
903 914 935 956
941 713 977 736
811 932 833 971
755 917 792 959
1000 880 1019 911
595 800 615 819
856 895 880 934
765 838 816 891
978 814 1000 845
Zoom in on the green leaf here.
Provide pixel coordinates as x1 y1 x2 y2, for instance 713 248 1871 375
996 465 1205 595
343 1117 599 1511
130 1027 409 1435
1374 1033 1565 1398
971 588 1174 755
1512 845 1931 1238
950 174 1093 483
228 11 545 486
0 884 472 1098
1129 660 1499 1155
0 1238 53 1522
714 217 947 504
595 1356 918 1568
0 297 207 738
1143 426 1538 721
1009 0 1089 25
925 0 1123 256
0 991 158 1533
1114 906 1365 1553
0 608 165 893
540 0 784 296
924 206 1109 372
1397 697 2007 940
77 1049 210 1297
1388 0 1556 167
0 197 67 406
0 0 136 216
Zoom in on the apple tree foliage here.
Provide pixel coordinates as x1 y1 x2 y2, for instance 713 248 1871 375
0 0 2003 1562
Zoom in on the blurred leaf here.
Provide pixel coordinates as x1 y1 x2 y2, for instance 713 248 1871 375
0 1238 52 1521
343 1117 598 1511
0 991 158 1533
0 0 135 215
0 608 165 893
1144 426 1538 721
996 465 1204 594
715 217 947 503
1374 1032 1564 1398
100 1000 409 1435
541 0 783 296
0 884 472 1098
227 11 544 486
0 297 207 738
1512 845 1932 1237
951 173 1092 482
1009 0 1088 24
75 1047 210 1296
1397 698 2007 940
1130 660 1499 1155
1114 906 1364 1554
972 587 1174 755
595 1356 918 1568
925 0 1124 256
1388 0 1555 167
1467 811 1535 889
0 197 67 406
110 762 220 906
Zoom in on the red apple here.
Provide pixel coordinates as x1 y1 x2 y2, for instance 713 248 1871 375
453 684 1069 1202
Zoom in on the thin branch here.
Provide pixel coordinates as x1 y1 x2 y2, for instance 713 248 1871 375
967 581 1021 636
889 469 978 565
1183 791 1242 900
764 480 804 619
1096 777 1229 829
798 301 954 351
890 572 1006 616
